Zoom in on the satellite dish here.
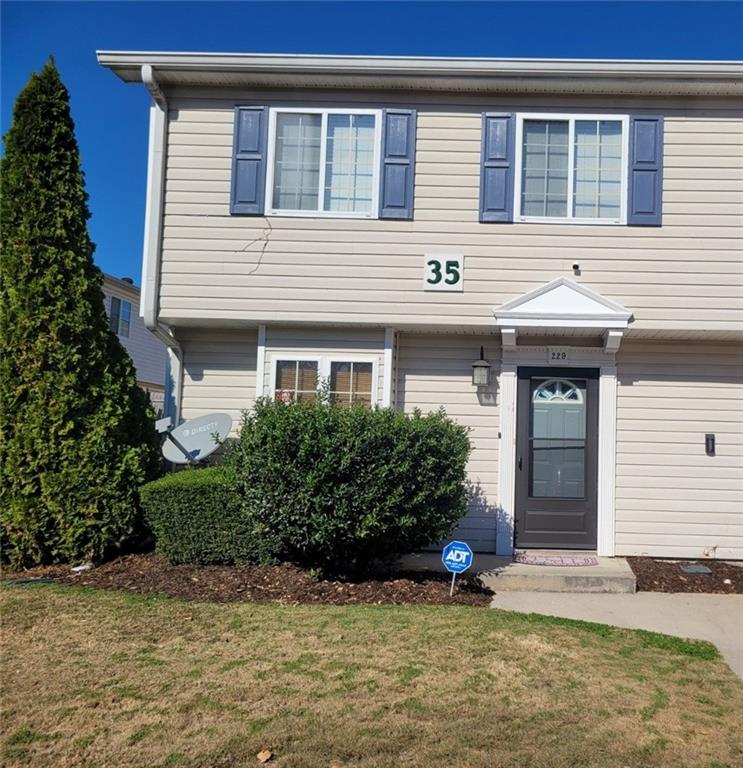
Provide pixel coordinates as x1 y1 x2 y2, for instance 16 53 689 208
161 412 233 464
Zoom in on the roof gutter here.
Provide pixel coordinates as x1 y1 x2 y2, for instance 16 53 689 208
97 51 743 97
140 64 183 421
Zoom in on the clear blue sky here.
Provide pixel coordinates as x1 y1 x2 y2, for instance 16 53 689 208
2 1 742 283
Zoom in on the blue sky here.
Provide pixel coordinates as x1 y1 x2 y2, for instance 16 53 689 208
2 0 742 283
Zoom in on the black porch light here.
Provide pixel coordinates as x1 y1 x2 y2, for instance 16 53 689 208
471 346 491 387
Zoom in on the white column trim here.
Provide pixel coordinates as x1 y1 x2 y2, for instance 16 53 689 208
382 327 395 408
597 365 618 556
497 364 517 555
255 324 267 399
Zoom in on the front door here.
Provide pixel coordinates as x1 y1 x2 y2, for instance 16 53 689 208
514 367 598 549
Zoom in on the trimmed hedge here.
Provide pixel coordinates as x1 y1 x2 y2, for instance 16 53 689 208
141 402 471 573
227 399 471 573
140 467 278 565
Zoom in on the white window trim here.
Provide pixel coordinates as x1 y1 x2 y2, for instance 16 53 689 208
268 354 379 406
264 106 383 220
513 113 630 226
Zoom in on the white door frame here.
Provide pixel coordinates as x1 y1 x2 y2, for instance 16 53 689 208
497 343 618 557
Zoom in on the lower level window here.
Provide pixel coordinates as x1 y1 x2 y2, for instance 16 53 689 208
330 361 373 407
275 360 318 402
274 358 375 406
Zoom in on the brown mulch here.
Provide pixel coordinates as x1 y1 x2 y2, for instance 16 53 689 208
627 557 743 594
2 552 492 606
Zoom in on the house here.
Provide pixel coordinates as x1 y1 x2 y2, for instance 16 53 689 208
102 273 167 413
98 52 743 560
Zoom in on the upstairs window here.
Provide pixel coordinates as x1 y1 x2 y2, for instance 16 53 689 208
266 109 381 217
514 114 629 224
109 297 131 338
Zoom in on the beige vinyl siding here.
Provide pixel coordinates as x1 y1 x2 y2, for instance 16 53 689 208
179 329 257 431
396 333 500 552
615 341 743 559
159 90 742 333
262 327 386 404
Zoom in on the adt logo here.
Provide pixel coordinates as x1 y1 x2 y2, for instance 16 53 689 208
441 540 473 574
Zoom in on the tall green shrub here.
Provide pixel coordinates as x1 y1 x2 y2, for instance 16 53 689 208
227 399 471 573
0 59 160 567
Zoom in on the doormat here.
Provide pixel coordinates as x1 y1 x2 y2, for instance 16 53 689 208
514 553 600 567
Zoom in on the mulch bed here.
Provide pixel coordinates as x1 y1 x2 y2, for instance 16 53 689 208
2 552 492 606
628 557 743 594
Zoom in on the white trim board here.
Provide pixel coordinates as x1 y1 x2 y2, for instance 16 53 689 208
497 343 618 557
382 328 396 408
255 324 267 399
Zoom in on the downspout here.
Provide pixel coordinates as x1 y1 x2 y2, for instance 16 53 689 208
140 64 183 422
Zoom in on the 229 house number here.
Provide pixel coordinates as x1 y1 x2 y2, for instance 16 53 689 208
423 255 464 292
547 347 570 365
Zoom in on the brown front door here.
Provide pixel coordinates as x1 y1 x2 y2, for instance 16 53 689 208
514 367 599 550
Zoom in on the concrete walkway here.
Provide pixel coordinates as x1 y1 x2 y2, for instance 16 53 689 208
491 591 743 678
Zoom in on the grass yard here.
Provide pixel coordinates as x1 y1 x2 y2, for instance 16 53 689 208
1 584 742 768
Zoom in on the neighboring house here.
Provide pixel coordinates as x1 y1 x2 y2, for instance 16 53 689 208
98 52 742 560
102 273 167 413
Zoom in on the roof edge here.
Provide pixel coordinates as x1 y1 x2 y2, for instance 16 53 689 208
96 51 743 96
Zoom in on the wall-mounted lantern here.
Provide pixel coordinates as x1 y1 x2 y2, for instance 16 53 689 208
471 346 492 387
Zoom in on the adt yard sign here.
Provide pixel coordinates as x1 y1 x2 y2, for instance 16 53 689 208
442 541 473 573
442 540 473 596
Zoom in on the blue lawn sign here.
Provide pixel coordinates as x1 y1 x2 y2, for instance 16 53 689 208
442 540 474 596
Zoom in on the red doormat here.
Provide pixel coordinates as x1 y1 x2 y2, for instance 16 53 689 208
514 553 599 567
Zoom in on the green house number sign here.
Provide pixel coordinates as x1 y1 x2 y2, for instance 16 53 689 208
423 255 464 292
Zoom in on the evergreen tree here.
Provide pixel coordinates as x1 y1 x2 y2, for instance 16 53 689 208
0 58 160 567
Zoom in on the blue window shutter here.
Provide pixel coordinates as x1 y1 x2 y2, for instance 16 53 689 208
628 115 663 226
480 113 515 223
379 109 416 219
230 106 268 215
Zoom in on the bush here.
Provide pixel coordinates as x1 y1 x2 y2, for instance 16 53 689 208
227 399 471 573
140 467 278 565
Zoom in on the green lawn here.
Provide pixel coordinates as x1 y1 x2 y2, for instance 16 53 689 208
1 583 741 768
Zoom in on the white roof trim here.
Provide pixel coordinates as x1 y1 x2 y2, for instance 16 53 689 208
96 52 743 97
494 277 632 330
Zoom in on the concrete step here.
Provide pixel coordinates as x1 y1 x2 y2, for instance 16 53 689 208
396 551 637 594
479 555 637 594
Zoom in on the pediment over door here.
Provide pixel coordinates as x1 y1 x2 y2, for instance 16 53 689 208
493 277 632 351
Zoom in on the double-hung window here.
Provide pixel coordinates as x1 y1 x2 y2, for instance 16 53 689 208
265 108 382 218
109 297 131 338
514 114 629 224
273 357 376 406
